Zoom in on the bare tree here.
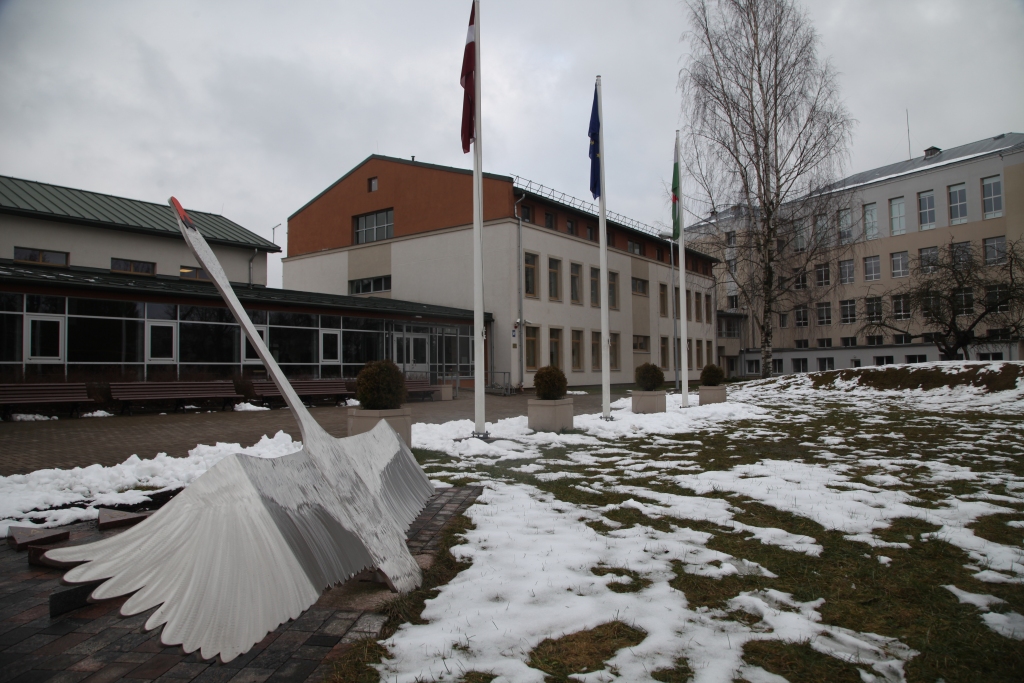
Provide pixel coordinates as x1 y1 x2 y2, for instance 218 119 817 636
679 0 854 377
865 237 1024 360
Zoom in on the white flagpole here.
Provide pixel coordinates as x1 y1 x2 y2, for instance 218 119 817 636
669 232 679 394
676 130 689 408
597 76 611 420
471 0 487 437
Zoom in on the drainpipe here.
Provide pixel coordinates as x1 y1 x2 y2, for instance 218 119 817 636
514 191 525 390
248 249 257 288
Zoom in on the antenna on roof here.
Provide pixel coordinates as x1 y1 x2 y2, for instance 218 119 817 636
906 110 911 160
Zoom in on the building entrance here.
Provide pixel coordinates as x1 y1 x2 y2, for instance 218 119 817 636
395 332 429 376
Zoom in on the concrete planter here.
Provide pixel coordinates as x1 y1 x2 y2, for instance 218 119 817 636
528 398 574 433
347 407 412 447
698 385 727 405
434 385 453 401
631 390 666 414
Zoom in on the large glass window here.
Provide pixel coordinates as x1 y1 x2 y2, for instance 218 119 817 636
919 246 939 273
892 295 911 320
591 331 601 370
891 251 910 278
608 272 619 309
571 330 583 370
816 302 832 326
67 318 143 362
865 297 883 323
0 314 22 362
269 312 317 328
840 300 856 324
918 191 935 230
548 258 561 301
26 295 65 314
180 305 234 323
342 331 384 365
659 284 668 317
269 327 317 364
864 255 880 281
948 184 967 225
524 253 538 298
815 263 830 287
609 333 620 370
839 259 854 284
570 264 582 304
984 236 1006 265
179 323 239 363
28 318 62 360
525 326 538 370
148 323 175 362
889 197 905 236
794 306 808 327
549 328 562 369
954 288 974 316
68 298 143 318
982 176 1002 218
590 267 600 307
349 276 391 294
354 208 394 244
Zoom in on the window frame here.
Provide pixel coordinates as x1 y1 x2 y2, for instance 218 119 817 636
917 190 935 230
659 283 668 317
13 247 69 268
816 302 832 326
145 321 177 363
982 175 1003 219
353 208 395 245
839 259 854 285
631 277 649 296
571 329 584 371
570 263 583 304
840 299 856 325
609 332 620 370
590 267 600 307
863 203 878 240
889 197 906 236
24 314 64 363
948 183 967 225
525 325 539 370
524 253 539 298
548 258 562 301
111 258 156 276
548 327 562 369
891 251 910 278
984 236 1007 266
608 271 619 310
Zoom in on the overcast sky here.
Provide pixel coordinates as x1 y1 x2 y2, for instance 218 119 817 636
1 0 1021 287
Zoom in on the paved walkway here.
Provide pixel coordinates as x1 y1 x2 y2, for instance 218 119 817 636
0 486 483 683
0 390 628 476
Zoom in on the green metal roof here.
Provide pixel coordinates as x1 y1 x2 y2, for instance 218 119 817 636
0 175 280 252
0 260 491 323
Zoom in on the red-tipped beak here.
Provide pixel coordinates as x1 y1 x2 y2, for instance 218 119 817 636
168 196 196 229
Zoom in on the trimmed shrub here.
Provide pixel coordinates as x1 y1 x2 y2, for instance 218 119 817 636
356 360 407 410
634 363 664 391
700 363 725 387
533 365 568 400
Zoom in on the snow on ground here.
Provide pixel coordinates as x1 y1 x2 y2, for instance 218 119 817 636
0 431 300 536
81 410 114 418
233 402 270 412
7 414 57 421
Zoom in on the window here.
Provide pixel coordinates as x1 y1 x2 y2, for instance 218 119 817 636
656 246 664 261
674 287 680 319
794 305 809 327
794 224 807 253
815 263 830 287
693 290 702 322
793 269 808 290
354 208 394 244
948 184 967 224
321 331 340 362
773 359 784 374
609 333 620 370
982 176 1002 218
984 236 1006 265
863 203 878 240
631 277 649 296
838 209 852 244
13 247 68 267
892 294 911 320
727 295 739 309
525 326 539 370
687 339 693 370
814 214 830 247
841 336 857 347
865 297 883 323
816 302 832 326
591 331 601 370
954 288 973 316
864 255 880 281
889 197 905 236
778 313 788 328
566 219 577 236
570 263 582 304
951 241 972 265
922 292 942 321
817 338 832 348
978 352 1004 361
906 355 927 364
522 205 533 223
795 339 809 349
695 339 704 368
918 191 935 230
706 294 713 324
747 359 761 375
627 239 644 256
571 330 583 370
722 318 741 337
368 177 378 192
148 322 176 362
817 358 835 371
987 328 1011 341
986 284 1009 312
608 272 619 309
726 259 737 275
659 284 668 317
840 299 856 324
179 266 209 280
792 358 808 373
726 231 736 247
839 259 854 284
549 328 562 368
349 275 392 294
590 267 600 306
549 258 562 301
660 337 669 369
874 356 895 366
586 224 596 241
894 334 912 345
525 253 538 298
544 212 555 229
866 335 884 346
919 246 938 273
633 335 650 351
891 251 910 278
111 258 155 276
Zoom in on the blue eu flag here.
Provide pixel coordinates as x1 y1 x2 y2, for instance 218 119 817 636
588 86 600 200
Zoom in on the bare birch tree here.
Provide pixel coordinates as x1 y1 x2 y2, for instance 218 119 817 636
679 0 854 377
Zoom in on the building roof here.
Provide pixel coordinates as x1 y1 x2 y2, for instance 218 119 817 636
835 132 1024 191
0 175 280 252
0 260 490 323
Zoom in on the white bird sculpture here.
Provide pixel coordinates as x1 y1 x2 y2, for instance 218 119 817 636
46 197 435 663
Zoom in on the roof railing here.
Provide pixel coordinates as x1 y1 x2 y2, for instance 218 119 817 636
511 175 664 239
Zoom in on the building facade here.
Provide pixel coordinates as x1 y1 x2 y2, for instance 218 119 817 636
699 133 1023 375
283 156 719 388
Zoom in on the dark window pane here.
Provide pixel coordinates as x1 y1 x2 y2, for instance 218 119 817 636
179 322 240 363
343 317 385 331
0 314 22 361
26 295 65 314
269 327 317 364
147 303 178 320
30 319 61 357
180 305 235 323
150 325 174 359
342 331 384 364
68 298 143 318
246 309 268 325
322 333 339 361
0 294 24 312
268 312 317 328
67 318 144 362
244 329 266 360
320 315 341 329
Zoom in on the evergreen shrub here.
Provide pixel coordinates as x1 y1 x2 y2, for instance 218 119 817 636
634 363 664 391
533 366 568 400
356 360 407 410
700 363 725 387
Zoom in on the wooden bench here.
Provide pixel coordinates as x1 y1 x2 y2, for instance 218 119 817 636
109 381 243 415
0 383 94 419
405 380 446 402
251 379 355 406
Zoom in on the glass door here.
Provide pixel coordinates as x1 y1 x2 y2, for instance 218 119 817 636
395 332 429 376
321 331 340 364
25 315 63 363
146 322 176 363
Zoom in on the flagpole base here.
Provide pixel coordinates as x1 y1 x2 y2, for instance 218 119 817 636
469 431 491 440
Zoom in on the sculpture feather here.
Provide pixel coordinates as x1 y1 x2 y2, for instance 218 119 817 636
46 198 435 663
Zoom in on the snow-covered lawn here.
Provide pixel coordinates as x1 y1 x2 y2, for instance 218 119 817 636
1 361 1022 681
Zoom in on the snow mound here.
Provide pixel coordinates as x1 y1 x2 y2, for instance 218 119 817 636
81 410 114 418
233 402 270 412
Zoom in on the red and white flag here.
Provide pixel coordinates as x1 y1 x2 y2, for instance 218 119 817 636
460 3 476 154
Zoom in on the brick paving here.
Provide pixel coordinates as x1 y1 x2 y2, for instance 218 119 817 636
0 486 483 683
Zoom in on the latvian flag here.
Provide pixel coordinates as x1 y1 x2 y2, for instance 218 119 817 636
460 3 476 154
